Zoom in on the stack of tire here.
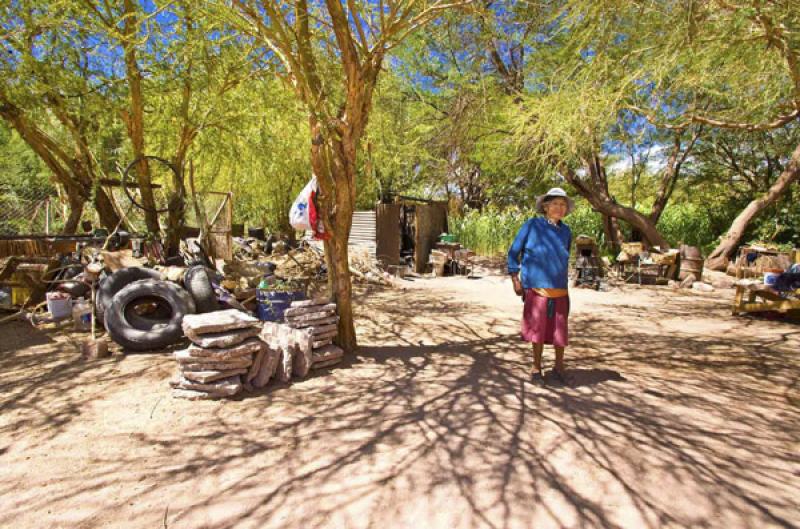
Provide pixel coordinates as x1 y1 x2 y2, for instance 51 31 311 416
98 266 220 351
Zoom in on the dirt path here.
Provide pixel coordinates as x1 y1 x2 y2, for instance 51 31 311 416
1 268 798 529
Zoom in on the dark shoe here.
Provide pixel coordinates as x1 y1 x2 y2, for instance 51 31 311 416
551 369 571 386
530 369 545 385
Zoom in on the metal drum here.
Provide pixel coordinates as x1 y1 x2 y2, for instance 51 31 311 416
679 257 704 281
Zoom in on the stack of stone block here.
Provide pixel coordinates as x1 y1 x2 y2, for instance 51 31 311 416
172 309 263 400
284 298 344 370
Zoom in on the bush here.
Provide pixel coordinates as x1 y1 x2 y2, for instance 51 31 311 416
656 203 716 252
450 208 532 256
450 204 605 256
451 201 734 257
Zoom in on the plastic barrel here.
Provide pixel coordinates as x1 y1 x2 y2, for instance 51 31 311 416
256 290 306 321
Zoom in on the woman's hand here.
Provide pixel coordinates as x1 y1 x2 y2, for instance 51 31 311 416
511 274 523 297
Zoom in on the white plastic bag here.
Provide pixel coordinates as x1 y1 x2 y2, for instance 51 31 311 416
289 177 317 231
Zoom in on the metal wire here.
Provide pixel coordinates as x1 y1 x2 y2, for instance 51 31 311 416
0 184 59 235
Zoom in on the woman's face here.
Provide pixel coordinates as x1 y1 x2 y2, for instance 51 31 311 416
544 197 568 221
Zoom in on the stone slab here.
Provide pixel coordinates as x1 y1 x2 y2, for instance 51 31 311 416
289 297 332 308
180 358 252 371
253 347 280 388
311 323 338 336
186 326 260 348
284 303 337 318
182 309 260 336
287 315 339 329
312 344 344 365
312 337 334 349
176 338 263 363
247 349 265 383
181 368 247 384
170 375 242 395
311 358 342 370
291 328 314 378
277 347 293 382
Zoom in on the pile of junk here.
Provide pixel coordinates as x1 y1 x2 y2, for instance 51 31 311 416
0 229 371 353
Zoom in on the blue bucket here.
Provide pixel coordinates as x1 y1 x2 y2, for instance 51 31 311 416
256 290 306 321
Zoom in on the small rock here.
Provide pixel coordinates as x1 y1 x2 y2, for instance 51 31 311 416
711 277 736 289
692 282 715 292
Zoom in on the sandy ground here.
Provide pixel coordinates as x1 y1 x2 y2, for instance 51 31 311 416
1 263 798 529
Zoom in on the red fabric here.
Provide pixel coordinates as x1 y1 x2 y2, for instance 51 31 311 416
521 289 570 347
308 189 330 240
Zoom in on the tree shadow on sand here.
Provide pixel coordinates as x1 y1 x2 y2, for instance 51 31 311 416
1 287 798 529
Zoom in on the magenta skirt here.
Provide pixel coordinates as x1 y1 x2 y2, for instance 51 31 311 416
521 289 570 347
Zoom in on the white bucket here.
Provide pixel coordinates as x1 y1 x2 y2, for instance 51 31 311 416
46 292 72 320
72 300 92 331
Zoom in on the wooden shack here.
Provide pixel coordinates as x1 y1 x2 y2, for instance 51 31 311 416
375 198 448 274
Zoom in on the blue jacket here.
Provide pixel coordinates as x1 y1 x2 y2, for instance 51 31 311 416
507 217 572 289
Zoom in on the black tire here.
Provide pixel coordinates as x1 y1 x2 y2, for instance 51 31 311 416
248 227 266 240
96 267 162 318
123 295 174 330
183 265 220 313
56 280 90 299
104 279 196 351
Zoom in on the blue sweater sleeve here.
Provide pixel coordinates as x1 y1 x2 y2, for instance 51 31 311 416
566 226 572 252
507 219 531 275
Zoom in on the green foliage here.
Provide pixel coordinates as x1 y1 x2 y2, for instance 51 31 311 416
655 203 716 252
0 123 51 190
0 0 796 252
450 203 606 256
450 207 533 256
749 200 800 249
449 199 790 258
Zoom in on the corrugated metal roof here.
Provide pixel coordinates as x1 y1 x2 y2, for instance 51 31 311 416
349 210 376 253
303 210 376 254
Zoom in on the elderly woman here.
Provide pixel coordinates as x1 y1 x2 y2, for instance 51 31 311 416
507 187 574 384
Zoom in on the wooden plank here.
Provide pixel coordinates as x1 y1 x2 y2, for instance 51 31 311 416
739 300 799 313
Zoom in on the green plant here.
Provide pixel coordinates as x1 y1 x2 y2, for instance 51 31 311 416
656 203 716 252
259 277 306 293
450 203 607 256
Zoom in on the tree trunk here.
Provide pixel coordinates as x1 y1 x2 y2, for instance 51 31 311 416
649 128 699 224
311 121 358 352
121 0 160 234
602 214 623 252
164 6 195 257
565 164 670 249
63 193 85 234
93 185 123 230
0 96 100 233
706 141 800 271
165 167 187 257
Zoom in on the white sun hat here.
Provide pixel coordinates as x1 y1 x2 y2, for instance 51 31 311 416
535 187 575 215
